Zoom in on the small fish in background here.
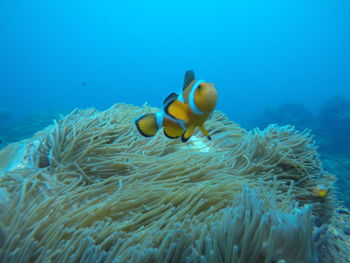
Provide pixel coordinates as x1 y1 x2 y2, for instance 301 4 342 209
135 70 218 142
81 82 88 87
337 208 350 215
312 185 329 198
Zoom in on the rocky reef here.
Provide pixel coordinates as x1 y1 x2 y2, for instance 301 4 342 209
251 102 316 132
0 108 69 149
317 96 350 155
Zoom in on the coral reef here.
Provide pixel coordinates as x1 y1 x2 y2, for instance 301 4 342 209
321 154 350 209
0 103 348 262
251 102 316 132
317 96 350 155
0 108 69 150
251 96 350 156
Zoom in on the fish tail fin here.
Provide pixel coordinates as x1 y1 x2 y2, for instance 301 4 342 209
135 113 161 137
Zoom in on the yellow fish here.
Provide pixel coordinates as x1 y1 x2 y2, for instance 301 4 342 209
312 185 329 198
135 70 218 142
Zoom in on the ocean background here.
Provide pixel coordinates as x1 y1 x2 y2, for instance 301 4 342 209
1 0 350 205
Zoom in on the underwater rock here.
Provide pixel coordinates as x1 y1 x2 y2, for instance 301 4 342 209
0 108 69 150
251 102 316 132
321 155 350 209
319 95 350 131
317 95 350 155
0 103 348 262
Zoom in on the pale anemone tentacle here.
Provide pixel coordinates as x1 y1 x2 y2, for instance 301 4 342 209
0 103 348 262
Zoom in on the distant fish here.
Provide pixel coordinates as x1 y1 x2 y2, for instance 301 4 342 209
81 82 88 87
0 139 2 144
135 70 218 142
337 209 350 215
312 185 329 198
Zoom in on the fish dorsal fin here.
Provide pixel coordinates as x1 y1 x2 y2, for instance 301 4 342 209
163 92 178 106
183 70 195 90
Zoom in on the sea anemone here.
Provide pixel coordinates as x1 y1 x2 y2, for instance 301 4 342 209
0 103 348 262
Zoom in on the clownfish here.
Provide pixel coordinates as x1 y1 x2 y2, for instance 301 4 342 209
312 185 329 198
135 70 218 142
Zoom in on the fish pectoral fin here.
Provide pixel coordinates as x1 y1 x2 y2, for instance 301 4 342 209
199 125 212 140
163 92 178 106
163 119 184 139
164 99 189 123
181 125 195 142
134 113 159 137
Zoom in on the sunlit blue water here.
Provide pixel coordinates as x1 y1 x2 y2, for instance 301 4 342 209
0 0 349 127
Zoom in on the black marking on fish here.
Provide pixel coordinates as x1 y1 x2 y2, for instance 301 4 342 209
163 92 178 106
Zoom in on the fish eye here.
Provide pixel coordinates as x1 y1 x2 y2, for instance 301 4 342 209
197 85 202 89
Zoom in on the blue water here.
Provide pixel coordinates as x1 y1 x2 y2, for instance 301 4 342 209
1 0 350 127
1 2 350 260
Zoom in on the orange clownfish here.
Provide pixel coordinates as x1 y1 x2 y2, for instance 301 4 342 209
135 70 218 142
312 185 329 198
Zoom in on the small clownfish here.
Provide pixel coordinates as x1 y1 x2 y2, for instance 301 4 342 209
312 185 329 198
135 70 218 142
134 110 185 139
